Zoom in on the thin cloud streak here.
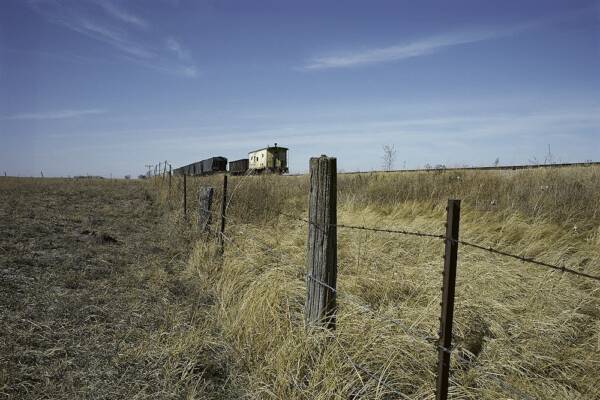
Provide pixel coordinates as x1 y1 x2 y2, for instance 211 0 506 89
28 0 197 78
2 109 107 120
73 18 155 59
96 1 148 30
302 23 534 70
165 37 191 61
29 0 155 59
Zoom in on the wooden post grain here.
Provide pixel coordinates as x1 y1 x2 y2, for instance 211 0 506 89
198 186 214 233
305 155 337 330
436 199 461 400
218 175 228 255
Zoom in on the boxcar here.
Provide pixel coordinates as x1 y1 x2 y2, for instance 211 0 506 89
200 157 228 174
173 156 228 176
228 159 249 175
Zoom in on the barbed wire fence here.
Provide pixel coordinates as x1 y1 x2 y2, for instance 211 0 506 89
156 155 600 399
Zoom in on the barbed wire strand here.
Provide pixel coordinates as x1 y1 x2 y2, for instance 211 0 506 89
280 212 600 282
280 212 445 240
451 238 600 282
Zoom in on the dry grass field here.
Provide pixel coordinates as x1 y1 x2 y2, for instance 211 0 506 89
165 166 600 399
0 178 238 399
2 166 599 399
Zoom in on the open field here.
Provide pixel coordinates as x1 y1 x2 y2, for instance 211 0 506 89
2 165 599 399
0 178 238 399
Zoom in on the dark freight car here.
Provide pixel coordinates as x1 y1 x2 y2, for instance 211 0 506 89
200 157 227 174
228 159 249 175
173 156 227 176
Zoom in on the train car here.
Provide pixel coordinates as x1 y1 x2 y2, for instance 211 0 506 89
248 144 288 174
173 156 228 176
199 157 227 175
172 166 185 176
229 159 249 175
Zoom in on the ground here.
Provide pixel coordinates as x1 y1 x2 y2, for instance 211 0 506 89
1 170 599 399
0 179 236 399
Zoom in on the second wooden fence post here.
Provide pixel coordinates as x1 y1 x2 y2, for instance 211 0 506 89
305 155 337 330
436 199 461 400
198 186 214 233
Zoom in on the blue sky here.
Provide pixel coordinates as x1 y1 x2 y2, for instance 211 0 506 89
0 0 598 176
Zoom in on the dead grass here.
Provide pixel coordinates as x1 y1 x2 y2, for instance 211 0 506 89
155 166 600 399
4 164 596 399
0 178 238 399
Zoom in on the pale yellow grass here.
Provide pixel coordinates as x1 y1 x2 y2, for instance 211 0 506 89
151 166 599 399
182 202 599 399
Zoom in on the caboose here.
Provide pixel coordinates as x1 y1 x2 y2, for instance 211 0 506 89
248 144 288 174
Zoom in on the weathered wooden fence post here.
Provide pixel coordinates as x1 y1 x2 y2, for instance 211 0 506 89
436 199 461 400
183 173 187 218
198 186 214 233
305 155 337 330
218 175 228 255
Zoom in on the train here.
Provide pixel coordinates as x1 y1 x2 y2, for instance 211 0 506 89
173 144 288 176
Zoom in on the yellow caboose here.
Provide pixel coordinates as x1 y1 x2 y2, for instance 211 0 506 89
248 144 288 174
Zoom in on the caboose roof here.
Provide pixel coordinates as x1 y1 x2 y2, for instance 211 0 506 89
248 146 288 154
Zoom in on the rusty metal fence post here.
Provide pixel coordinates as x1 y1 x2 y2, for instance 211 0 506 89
218 175 228 255
436 199 461 400
305 155 337 330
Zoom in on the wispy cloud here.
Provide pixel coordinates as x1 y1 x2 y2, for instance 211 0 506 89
165 37 190 61
29 0 155 58
302 28 520 70
2 108 107 121
71 18 155 58
29 0 198 78
96 1 148 30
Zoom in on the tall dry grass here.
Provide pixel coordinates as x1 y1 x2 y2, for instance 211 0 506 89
151 165 600 399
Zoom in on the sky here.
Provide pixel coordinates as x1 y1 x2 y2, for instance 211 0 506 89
0 0 599 177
